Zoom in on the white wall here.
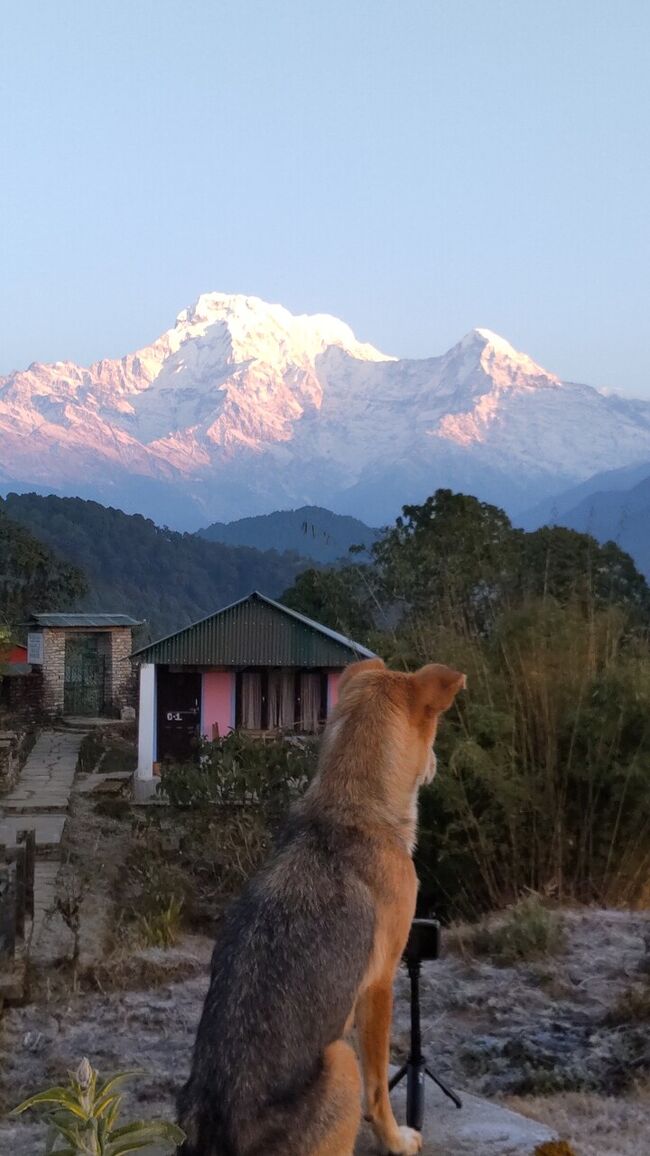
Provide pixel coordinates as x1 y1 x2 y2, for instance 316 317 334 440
136 663 156 780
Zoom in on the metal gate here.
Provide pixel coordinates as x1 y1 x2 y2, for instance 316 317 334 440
63 652 107 716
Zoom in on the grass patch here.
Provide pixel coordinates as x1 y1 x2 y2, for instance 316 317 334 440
77 730 105 774
77 727 137 776
457 895 565 966
100 745 137 775
605 980 650 1025
135 895 183 949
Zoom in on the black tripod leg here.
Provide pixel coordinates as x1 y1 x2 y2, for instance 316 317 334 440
424 1066 463 1109
388 1063 408 1091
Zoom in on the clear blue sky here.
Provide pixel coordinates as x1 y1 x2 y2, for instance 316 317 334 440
1 0 649 394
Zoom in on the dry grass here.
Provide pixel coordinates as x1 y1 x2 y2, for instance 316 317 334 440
505 1082 650 1156
448 895 565 966
604 979 650 1025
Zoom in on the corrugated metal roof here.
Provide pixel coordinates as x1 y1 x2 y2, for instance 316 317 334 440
28 613 142 628
131 591 376 667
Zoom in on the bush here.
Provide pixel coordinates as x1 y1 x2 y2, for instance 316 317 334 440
605 977 650 1025
158 730 318 810
77 730 105 774
116 805 272 935
412 600 650 918
77 728 137 776
461 895 565 966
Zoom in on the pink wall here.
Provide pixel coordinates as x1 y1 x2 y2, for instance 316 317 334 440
327 671 341 713
202 672 235 739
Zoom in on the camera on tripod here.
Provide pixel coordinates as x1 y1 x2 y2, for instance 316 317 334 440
403 918 441 965
389 918 462 1130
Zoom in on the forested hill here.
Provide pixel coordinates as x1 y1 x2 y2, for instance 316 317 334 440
1 493 307 640
0 505 86 629
199 505 378 563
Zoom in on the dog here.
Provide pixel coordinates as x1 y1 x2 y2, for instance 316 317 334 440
178 657 466 1156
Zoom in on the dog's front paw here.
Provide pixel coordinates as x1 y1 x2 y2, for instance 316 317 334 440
389 1126 423 1155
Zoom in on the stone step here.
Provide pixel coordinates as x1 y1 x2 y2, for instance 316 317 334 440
0 813 66 855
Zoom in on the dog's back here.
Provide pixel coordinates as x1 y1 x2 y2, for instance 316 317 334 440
178 802 376 1156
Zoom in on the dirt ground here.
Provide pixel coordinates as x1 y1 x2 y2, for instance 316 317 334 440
1 781 648 1155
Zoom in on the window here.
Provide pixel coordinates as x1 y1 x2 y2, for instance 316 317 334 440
236 668 327 732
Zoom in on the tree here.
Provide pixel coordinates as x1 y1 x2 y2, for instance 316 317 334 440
372 490 516 631
514 525 649 615
0 502 87 629
280 566 376 640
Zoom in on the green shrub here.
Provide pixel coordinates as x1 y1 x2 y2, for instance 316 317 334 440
458 896 565 965
158 730 318 810
11 1057 184 1154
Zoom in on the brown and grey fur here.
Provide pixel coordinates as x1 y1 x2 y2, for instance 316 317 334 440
178 658 465 1156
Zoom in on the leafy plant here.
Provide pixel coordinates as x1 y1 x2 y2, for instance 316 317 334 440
11 1057 184 1154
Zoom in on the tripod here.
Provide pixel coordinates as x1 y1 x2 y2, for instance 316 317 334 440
388 952 462 1131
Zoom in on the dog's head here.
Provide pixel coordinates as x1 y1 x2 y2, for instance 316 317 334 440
336 657 466 789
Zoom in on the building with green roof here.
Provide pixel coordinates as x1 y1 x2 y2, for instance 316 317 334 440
132 591 375 780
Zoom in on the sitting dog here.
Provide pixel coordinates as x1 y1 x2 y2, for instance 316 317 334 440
178 657 466 1155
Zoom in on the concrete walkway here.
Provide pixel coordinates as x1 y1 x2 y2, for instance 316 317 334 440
355 1079 556 1154
0 729 85 949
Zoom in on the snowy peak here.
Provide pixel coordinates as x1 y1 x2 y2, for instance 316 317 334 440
452 327 562 390
1 292 650 529
169 292 393 369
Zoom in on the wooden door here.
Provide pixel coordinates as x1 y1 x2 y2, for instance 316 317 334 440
156 669 201 763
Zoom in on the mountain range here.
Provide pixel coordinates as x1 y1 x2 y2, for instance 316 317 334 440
520 460 650 578
3 292 650 528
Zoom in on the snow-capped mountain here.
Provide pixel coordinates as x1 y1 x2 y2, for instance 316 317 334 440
2 292 650 528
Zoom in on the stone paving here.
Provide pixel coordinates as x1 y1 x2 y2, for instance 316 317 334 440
0 731 81 820
0 729 85 960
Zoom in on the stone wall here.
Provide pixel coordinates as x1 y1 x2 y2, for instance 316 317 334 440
2 670 44 723
109 630 136 714
41 629 65 715
0 728 28 794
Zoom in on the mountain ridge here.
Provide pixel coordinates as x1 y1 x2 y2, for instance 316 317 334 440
3 292 650 528
198 505 378 564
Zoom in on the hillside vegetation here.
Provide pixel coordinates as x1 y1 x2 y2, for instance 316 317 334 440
283 490 650 917
0 503 86 629
199 505 378 563
1 493 306 639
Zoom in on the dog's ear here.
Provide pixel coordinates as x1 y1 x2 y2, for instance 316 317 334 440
412 663 466 717
338 656 385 696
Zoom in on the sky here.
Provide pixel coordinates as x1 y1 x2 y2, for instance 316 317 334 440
1 0 649 395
